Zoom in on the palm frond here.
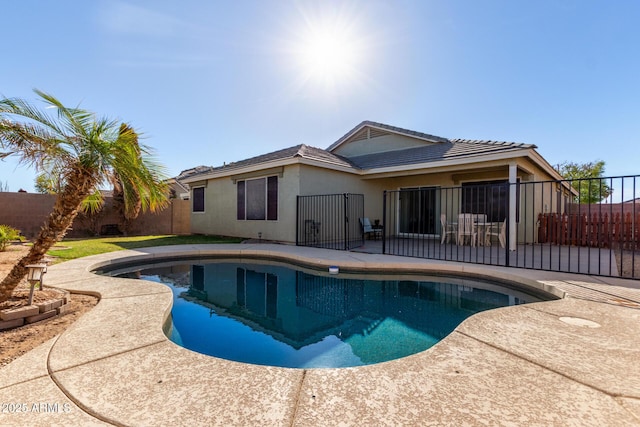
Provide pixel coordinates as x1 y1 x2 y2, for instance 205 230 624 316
0 120 70 170
110 124 169 214
33 89 94 143
0 93 67 138
80 190 105 214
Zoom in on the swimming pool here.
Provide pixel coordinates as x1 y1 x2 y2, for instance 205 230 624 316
107 258 548 368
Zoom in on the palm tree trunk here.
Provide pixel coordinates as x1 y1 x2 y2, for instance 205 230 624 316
0 168 96 302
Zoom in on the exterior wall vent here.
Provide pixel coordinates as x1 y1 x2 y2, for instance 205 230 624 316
369 128 390 139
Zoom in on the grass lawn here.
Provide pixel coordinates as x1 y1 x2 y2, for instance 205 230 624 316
47 235 243 263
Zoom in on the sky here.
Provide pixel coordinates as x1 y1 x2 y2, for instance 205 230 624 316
1 0 639 196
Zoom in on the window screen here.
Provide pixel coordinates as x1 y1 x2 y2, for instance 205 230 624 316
237 176 278 220
192 187 205 212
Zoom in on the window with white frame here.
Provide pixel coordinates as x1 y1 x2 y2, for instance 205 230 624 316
237 176 278 220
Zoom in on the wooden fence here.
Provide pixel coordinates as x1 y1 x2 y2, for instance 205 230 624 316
538 212 640 249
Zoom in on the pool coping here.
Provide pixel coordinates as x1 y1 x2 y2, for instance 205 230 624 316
1 243 640 426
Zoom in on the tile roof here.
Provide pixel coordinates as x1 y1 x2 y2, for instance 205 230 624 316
296 144 358 168
347 139 535 170
176 165 215 181
183 144 356 180
180 122 537 181
449 138 534 148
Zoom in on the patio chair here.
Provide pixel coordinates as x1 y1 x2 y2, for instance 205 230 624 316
457 213 477 246
360 217 382 240
485 219 506 248
440 214 457 244
304 219 320 244
472 213 488 245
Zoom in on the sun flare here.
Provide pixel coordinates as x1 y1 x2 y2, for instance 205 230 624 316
290 14 366 91
300 30 352 82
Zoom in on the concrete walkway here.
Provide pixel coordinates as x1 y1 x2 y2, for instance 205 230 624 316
1 244 639 426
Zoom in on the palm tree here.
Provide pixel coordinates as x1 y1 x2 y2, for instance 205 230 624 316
112 124 143 235
0 90 169 302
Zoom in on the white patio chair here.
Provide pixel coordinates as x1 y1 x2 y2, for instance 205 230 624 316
457 213 477 246
440 214 457 244
485 219 506 248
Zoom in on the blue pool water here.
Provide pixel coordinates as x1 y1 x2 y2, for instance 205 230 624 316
111 259 544 368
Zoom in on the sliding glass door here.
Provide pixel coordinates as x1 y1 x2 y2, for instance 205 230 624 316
461 180 509 222
398 187 439 235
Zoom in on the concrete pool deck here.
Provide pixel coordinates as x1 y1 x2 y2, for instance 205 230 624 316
1 243 640 426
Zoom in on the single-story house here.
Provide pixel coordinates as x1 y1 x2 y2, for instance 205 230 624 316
182 121 568 247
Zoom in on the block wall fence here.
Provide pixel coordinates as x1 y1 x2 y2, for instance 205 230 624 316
0 192 190 238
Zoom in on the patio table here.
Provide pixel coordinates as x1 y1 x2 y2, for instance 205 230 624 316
475 222 501 246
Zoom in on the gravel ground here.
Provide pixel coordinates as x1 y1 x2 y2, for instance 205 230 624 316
0 244 98 367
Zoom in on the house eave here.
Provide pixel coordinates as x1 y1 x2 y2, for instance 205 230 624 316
297 158 361 174
528 149 578 195
358 148 533 178
182 156 360 183
529 149 564 181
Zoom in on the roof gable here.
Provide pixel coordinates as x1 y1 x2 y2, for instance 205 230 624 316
327 120 450 157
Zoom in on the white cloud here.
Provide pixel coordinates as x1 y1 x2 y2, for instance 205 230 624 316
99 1 194 38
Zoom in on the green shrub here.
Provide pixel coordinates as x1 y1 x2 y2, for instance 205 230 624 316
0 225 21 252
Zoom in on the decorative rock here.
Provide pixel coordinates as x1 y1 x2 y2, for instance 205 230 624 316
0 305 39 321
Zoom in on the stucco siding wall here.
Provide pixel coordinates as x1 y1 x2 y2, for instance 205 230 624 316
190 165 301 243
298 165 386 221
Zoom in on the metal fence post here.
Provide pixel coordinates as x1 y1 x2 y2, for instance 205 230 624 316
295 196 300 246
344 193 349 250
382 191 387 254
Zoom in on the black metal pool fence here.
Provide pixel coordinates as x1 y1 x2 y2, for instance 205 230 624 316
296 193 364 250
295 177 639 280
382 175 639 279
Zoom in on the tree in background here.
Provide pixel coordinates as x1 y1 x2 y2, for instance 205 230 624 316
34 164 65 194
0 225 20 251
557 160 612 204
0 89 169 303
